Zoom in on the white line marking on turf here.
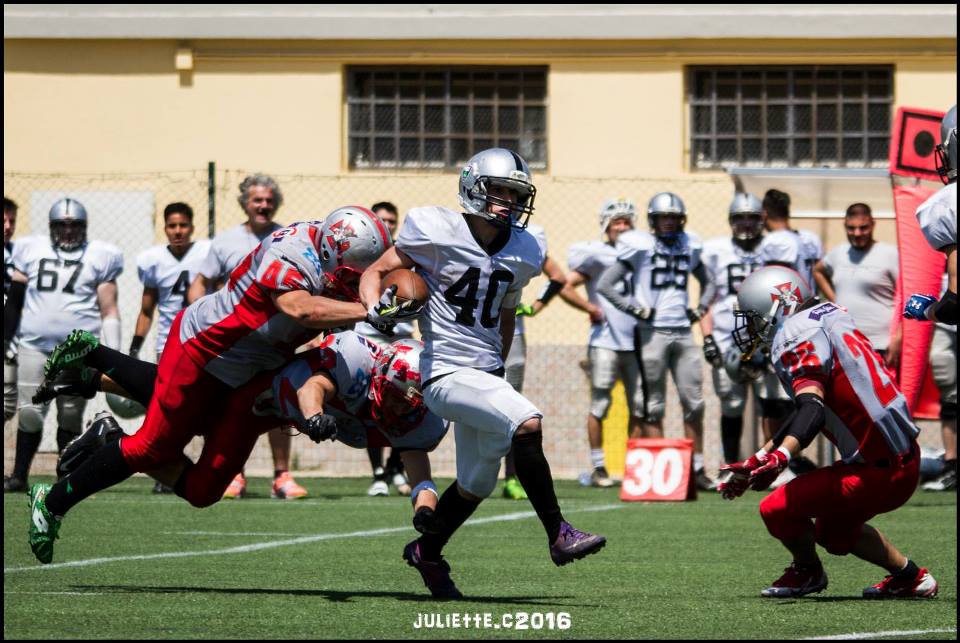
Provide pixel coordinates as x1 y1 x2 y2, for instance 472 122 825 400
803 629 956 640
5 503 623 574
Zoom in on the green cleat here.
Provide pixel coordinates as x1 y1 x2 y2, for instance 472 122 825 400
28 483 61 564
502 476 528 501
44 330 100 379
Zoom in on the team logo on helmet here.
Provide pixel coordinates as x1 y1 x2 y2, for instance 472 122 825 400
770 282 803 307
325 219 358 257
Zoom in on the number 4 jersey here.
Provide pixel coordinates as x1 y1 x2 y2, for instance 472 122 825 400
12 235 124 353
771 302 919 464
135 240 211 355
396 206 543 381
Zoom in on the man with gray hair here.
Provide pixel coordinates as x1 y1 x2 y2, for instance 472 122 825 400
186 173 308 501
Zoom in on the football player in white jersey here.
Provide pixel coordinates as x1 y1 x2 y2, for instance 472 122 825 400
904 104 956 326
701 193 793 466
597 192 718 490
28 207 392 564
718 266 937 600
361 148 606 599
4 198 123 493
761 189 823 293
4 197 21 425
561 198 641 487
354 201 415 497
185 174 308 501
501 222 566 500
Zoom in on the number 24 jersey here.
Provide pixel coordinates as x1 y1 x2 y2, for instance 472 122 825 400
396 206 543 381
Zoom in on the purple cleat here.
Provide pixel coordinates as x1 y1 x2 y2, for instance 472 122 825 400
549 521 607 566
402 540 463 599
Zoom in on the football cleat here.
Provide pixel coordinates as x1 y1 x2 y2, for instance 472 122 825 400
367 479 389 497
922 469 957 492
549 521 607 566
391 472 412 496
761 562 828 598
590 466 615 488
57 411 122 479
402 540 463 599
271 472 308 500
222 473 246 499
695 468 718 492
502 477 528 500
29 483 62 564
863 567 938 599
4 475 27 494
44 330 99 380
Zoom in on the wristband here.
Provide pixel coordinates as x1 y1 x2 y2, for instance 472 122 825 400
410 480 439 506
537 279 565 305
774 446 792 462
129 335 145 355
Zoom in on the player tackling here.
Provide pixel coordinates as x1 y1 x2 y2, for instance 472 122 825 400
718 265 937 599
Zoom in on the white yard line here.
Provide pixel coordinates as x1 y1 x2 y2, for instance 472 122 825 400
5 503 623 574
802 628 956 640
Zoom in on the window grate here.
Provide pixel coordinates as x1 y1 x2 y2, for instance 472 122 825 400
347 66 548 170
688 66 893 170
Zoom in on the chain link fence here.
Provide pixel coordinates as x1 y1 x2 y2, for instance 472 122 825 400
5 167 769 481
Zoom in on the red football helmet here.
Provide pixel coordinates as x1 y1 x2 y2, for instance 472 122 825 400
369 339 427 436
318 205 392 302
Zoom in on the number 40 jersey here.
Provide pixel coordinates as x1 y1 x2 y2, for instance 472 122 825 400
136 240 211 356
396 206 542 381
12 235 124 354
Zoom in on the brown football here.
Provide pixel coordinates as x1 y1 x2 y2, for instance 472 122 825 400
383 268 429 306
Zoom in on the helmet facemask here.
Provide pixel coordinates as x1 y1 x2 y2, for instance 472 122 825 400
321 265 363 303
369 346 427 437
649 212 686 244
50 220 87 252
729 213 764 243
470 176 536 230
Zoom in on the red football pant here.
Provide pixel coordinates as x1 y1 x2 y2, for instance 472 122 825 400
759 454 919 556
120 312 279 507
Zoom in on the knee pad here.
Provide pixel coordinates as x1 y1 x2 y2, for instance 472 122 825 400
760 398 793 420
56 396 86 434
17 404 46 434
590 388 613 420
941 401 957 421
459 461 500 499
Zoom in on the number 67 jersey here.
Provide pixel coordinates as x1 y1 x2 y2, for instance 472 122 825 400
771 301 919 465
12 235 124 354
396 206 543 381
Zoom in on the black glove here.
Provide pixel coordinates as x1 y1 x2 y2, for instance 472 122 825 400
303 413 338 443
626 305 655 321
686 307 707 324
412 506 445 535
702 334 722 367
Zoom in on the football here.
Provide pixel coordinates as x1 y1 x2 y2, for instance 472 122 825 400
383 268 429 307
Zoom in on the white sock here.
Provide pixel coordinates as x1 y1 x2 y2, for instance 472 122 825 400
694 452 705 472
590 449 606 470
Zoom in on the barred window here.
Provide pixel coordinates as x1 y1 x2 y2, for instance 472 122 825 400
347 67 547 170
689 66 893 170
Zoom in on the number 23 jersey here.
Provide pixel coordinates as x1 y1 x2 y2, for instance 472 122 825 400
396 206 543 380
12 236 124 353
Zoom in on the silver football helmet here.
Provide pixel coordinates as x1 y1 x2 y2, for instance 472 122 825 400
318 205 393 302
733 265 813 360
598 198 637 237
49 198 88 251
647 192 686 243
728 192 764 242
935 104 957 184
369 338 427 437
458 148 536 230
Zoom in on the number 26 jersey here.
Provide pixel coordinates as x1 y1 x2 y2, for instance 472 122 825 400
396 206 542 381
12 236 124 353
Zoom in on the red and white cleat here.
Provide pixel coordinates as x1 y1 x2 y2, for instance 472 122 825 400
222 473 246 499
272 471 308 500
761 562 828 598
863 567 938 599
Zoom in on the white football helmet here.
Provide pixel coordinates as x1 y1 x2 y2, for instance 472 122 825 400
598 198 637 237
728 192 764 242
49 198 88 251
369 339 427 437
458 148 536 230
733 265 813 360
935 104 957 184
318 205 393 302
647 192 686 243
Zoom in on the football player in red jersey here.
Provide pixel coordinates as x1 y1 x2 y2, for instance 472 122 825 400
718 266 938 599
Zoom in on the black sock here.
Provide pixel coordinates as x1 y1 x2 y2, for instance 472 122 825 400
503 447 517 478
46 439 133 517
12 430 43 482
274 469 286 479
417 482 481 561
367 446 383 473
895 559 920 578
720 415 743 463
57 428 80 454
173 461 195 500
944 459 957 473
86 345 157 406
512 431 564 542
385 448 403 475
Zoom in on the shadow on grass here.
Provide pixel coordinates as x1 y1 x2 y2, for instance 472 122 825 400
68 584 592 606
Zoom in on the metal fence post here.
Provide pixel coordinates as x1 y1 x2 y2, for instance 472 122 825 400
207 161 216 238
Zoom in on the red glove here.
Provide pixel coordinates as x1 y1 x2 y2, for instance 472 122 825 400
717 451 767 500
749 447 791 491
